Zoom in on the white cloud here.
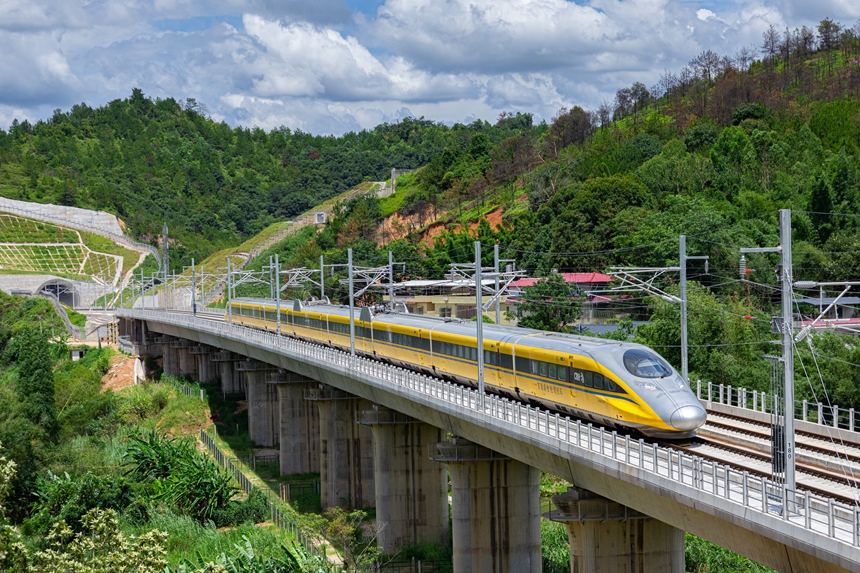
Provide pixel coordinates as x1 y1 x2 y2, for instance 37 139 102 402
0 0 853 135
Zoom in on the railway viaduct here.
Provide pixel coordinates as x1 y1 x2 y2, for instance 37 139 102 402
118 309 860 573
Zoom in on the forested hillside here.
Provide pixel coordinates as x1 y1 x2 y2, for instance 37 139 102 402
0 90 533 266
236 18 860 411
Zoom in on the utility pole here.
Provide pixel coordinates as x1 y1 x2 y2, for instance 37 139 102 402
739 209 794 496
679 235 709 382
269 256 274 299
227 257 233 325
779 209 795 497
320 255 325 301
494 244 500 324
275 254 281 335
191 259 197 317
162 221 169 285
475 241 485 409
348 248 356 360
388 251 395 310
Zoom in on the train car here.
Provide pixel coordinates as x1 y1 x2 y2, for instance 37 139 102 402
227 298 706 439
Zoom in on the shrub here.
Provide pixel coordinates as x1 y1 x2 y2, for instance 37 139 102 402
28 471 138 534
211 488 268 527
125 430 191 481
154 453 239 523
31 508 168 573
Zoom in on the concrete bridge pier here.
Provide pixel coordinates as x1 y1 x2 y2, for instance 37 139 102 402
551 487 684 573
210 351 243 395
124 318 160 356
239 360 278 447
170 339 198 380
360 405 448 554
191 345 214 383
433 437 541 573
307 385 375 510
269 371 320 475
157 335 179 377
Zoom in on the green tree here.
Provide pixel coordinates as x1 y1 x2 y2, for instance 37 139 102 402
507 274 582 332
15 326 56 435
0 442 28 571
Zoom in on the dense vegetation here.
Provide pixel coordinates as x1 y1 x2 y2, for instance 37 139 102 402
0 289 319 571
0 93 533 268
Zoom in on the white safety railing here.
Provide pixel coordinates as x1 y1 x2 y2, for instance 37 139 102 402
119 309 860 548
695 380 860 434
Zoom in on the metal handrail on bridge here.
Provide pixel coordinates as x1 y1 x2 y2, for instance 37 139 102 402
695 380 860 434
120 309 860 549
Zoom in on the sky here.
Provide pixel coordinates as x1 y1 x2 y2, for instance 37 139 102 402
1 0 859 135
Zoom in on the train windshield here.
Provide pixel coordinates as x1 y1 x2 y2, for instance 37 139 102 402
623 349 673 378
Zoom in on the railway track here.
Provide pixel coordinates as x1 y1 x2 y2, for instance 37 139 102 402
670 411 860 505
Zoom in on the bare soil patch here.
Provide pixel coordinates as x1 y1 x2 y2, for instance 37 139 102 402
101 355 137 393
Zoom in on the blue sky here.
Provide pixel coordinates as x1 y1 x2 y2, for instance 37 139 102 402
1 0 858 135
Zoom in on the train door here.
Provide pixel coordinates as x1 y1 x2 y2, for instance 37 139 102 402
484 341 501 385
415 329 427 367
566 356 579 406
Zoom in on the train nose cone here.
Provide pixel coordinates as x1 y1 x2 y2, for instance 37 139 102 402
670 405 707 431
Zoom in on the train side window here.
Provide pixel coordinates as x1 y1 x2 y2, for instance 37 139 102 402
604 379 617 392
559 367 568 381
593 374 604 390
529 360 538 375
548 364 557 378
582 371 593 387
539 362 547 377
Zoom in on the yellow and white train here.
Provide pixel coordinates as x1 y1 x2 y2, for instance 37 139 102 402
227 298 706 439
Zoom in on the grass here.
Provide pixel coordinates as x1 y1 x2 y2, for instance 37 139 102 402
541 520 570 573
236 221 292 252
122 508 298 567
119 379 211 437
685 533 774 572
79 229 140 275
379 171 419 217
61 304 87 327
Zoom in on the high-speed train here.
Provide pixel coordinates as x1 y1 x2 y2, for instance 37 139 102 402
227 298 707 439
